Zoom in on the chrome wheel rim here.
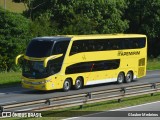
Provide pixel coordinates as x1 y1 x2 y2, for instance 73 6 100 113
126 72 132 82
76 79 81 89
64 81 70 90
118 74 123 83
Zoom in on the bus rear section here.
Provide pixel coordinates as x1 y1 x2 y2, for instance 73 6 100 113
63 35 147 89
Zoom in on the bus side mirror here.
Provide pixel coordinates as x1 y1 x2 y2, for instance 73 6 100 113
44 54 63 67
15 54 24 65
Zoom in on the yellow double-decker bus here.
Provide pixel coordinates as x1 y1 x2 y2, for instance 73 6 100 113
16 34 147 91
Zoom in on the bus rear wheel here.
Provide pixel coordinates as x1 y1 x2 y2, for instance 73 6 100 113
74 77 83 90
63 79 71 92
117 72 125 84
125 71 133 83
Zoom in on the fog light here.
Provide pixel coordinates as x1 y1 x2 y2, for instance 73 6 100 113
52 84 54 88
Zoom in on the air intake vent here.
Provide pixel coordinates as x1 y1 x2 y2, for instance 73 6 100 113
138 67 145 77
139 58 145 66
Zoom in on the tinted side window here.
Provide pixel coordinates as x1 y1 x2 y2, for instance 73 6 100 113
123 38 146 49
69 38 146 55
48 57 63 74
49 41 69 74
65 59 120 74
52 41 69 55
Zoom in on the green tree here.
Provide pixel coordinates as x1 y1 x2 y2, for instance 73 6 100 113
126 0 160 57
0 8 31 71
60 0 129 34
29 12 59 36
12 0 46 19
14 0 129 34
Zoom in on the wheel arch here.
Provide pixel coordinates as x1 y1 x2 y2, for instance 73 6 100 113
118 71 125 76
127 70 134 79
65 77 73 86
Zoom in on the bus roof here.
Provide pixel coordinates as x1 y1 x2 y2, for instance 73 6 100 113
66 34 146 40
34 34 146 41
33 36 71 42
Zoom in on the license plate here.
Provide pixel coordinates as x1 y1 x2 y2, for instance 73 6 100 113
29 86 34 89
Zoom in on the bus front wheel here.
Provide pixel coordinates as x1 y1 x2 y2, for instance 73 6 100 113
63 79 71 92
74 77 83 90
117 72 125 84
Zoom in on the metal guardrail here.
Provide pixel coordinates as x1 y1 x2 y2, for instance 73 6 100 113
1 82 160 112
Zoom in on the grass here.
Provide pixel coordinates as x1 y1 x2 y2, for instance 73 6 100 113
0 72 21 87
147 58 160 70
0 0 26 13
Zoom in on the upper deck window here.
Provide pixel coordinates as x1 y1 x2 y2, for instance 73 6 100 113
26 40 54 58
70 37 146 55
26 38 70 58
52 41 70 55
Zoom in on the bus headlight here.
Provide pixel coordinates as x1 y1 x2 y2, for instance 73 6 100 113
39 81 45 84
22 79 52 85
45 80 51 83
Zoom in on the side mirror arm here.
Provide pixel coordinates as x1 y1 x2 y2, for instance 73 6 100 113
15 54 24 65
44 54 63 67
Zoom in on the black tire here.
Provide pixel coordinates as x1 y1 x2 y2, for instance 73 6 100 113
125 71 133 83
74 77 83 90
117 72 125 84
63 79 71 92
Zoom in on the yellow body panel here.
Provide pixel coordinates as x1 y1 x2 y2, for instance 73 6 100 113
21 34 147 90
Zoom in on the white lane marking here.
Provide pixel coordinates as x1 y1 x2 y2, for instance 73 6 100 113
0 91 27 96
146 74 160 77
63 101 160 120
111 101 160 111
0 90 30 95
63 117 79 120
7 90 27 94
0 101 17 105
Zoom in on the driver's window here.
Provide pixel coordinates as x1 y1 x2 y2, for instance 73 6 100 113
49 41 69 75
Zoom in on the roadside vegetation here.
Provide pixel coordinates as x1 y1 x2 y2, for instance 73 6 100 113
147 58 160 70
0 72 21 87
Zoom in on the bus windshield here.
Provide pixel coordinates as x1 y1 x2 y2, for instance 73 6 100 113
23 40 70 79
26 40 54 58
22 60 48 79
22 58 63 79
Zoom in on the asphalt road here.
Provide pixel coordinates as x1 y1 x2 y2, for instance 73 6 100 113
0 70 160 105
69 101 160 120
